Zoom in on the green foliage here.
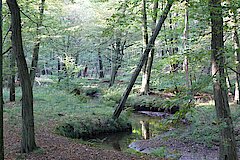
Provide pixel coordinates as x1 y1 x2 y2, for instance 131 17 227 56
150 147 167 158
56 115 131 139
181 106 220 147
101 87 124 107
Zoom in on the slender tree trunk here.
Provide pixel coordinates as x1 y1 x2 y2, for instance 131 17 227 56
58 57 61 82
109 37 121 87
30 0 45 87
9 49 15 101
113 0 174 119
140 0 149 95
145 1 158 93
209 0 238 159
183 0 190 89
230 2 240 104
7 0 37 153
98 48 104 78
0 0 4 158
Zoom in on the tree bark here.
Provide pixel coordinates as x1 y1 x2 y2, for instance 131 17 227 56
0 0 4 158
30 0 45 87
183 0 190 89
229 1 240 104
109 36 121 87
140 0 149 95
145 1 158 93
9 49 16 101
7 0 37 153
113 0 174 119
98 48 104 78
209 0 238 159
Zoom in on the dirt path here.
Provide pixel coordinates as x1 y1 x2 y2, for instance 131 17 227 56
4 120 161 160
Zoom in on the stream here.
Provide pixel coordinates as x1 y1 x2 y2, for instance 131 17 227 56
86 112 170 152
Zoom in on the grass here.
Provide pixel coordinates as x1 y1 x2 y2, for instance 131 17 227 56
175 104 240 148
3 75 240 158
3 81 132 139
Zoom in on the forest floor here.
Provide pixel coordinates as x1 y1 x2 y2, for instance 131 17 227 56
4 118 160 160
4 105 240 160
2 82 240 160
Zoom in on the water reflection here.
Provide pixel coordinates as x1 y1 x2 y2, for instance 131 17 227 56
87 112 166 151
140 120 150 139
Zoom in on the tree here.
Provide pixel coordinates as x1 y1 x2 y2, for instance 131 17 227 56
183 0 190 88
228 0 240 104
109 33 125 87
143 0 158 94
113 0 174 119
7 0 37 153
140 0 149 95
209 0 238 159
30 0 45 87
0 0 4 158
9 49 16 101
98 48 104 78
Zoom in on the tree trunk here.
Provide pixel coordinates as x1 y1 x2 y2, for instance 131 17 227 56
230 2 240 104
113 0 174 119
0 0 4 158
183 0 190 89
58 57 61 82
7 0 37 153
140 0 149 95
98 48 104 78
209 0 238 159
9 49 16 101
145 1 158 93
109 36 121 87
30 0 45 87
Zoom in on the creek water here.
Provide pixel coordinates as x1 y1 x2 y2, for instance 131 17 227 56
86 112 169 152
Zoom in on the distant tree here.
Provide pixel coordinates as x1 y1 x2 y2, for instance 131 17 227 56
98 48 104 78
0 0 4 158
7 0 37 153
109 32 125 87
30 0 45 87
228 0 240 104
209 0 237 159
183 0 190 89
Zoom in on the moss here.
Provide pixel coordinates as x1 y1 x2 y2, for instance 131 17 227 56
56 115 132 139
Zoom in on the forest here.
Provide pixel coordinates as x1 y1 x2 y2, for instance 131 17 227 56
0 0 240 159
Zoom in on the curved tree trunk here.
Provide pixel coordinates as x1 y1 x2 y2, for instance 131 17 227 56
7 0 37 153
209 0 237 159
113 0 174 119
30 0 45 87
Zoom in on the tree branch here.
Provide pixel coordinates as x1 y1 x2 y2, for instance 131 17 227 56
2 46 12 55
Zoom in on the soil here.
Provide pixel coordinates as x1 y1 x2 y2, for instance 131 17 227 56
4 119 160 160
129 131 219 160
